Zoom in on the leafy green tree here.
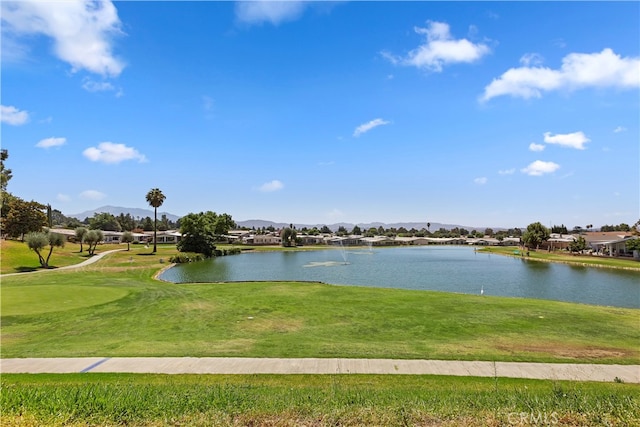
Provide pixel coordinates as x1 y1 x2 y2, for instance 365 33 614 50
75 227 88 252
146 188 166 253
121 231 134 250
141 216 154 231
617 223 631 232
25 231 65 268
1 149 12 192
320 225 331 234
484 228 494 237
177 211 234 257
89 212 122 231
568 236 587 253
4 197 47 240
522 222 550 250
85 229 104 256
117 213 137 231
625 237 640 252
281 227 297 247
158 214 170 231
352 225 362 235
212 213 236 236
337 226 348 236
551 224 568 234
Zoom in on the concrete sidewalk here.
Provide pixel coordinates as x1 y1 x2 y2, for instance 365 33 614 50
1 358 638 383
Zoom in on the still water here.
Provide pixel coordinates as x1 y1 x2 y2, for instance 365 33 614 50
160 246 640 308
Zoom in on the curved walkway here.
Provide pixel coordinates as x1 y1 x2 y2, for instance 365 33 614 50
1 357 638 383
1 249 125 277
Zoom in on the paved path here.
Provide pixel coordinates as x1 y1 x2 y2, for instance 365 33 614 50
1 358 638 383
1 249 125 277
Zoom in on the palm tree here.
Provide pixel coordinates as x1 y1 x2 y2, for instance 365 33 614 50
145 188 166 253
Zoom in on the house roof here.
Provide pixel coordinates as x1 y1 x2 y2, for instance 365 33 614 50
584 232 632 244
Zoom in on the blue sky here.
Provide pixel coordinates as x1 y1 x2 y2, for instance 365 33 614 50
1 1 638 228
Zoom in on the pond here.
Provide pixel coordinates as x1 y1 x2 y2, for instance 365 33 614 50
159 246 640 308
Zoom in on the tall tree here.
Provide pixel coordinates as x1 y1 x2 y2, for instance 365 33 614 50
89 212 122 231
145 188 166 253
281 227 296 247
177 211 235 257
522 222 550 250
4 198 47 240
1 149 12 192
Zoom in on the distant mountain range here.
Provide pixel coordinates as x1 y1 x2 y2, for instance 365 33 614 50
67 206 502 232
68 205 181 222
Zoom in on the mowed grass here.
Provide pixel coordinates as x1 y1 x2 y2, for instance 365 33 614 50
0 239 92 274
1 374 638 426
1 245 639 363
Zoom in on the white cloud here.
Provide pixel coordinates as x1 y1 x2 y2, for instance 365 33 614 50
83 142 147 164
82 78 115 93
529 142 545 152
1 105 29 125
521 160 560 176
481 48 640 102
80 189 106 200
383 21 490 72
353 118 390 137
543 131 590 150
520 53 544 67
613 126 627 133
57 193 71 202
235 1 307 25
36 137 66 148
474 177 488 185
1 0 125 77
498 168 515 175
258 179 284 192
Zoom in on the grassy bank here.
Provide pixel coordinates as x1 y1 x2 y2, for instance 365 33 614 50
479 246 640 271
1 245 638 363
0 239 89 274
1 374 638 426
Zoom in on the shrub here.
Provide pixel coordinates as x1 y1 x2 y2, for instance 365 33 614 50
169 253 204 263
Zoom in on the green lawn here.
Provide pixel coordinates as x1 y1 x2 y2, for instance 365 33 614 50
1 245 638 363
2 373 638 426
479 246 640 270
0 239 90 274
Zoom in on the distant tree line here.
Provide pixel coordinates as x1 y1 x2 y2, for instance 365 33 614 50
239 223 524 239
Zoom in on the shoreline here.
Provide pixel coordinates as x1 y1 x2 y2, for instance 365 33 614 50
479 248 640 272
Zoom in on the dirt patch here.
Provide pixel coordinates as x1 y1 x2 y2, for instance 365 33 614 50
497 341 634 360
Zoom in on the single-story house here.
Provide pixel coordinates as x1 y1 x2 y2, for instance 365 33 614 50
584 232 634 256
